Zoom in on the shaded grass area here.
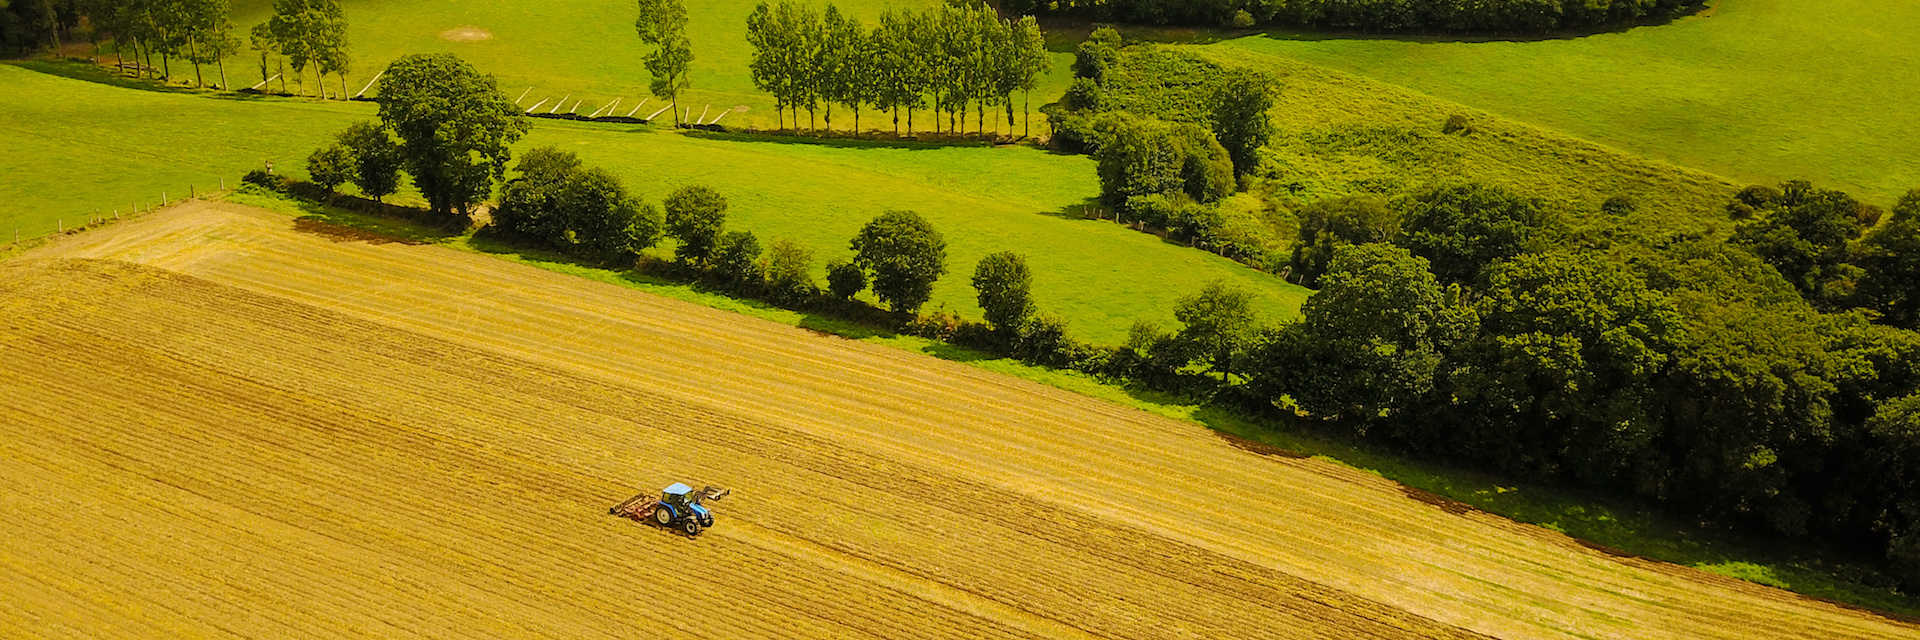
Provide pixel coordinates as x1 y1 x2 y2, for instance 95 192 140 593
230 187 1920 619
1202 0 1920 203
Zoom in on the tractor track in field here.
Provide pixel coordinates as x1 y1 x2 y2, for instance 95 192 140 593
1 201 1916 638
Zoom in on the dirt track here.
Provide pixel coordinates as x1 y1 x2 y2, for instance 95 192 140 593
1 202 1914 639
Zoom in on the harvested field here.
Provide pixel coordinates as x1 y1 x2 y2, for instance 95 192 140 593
2 202 1915 638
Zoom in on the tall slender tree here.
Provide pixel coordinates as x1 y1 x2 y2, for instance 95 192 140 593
1009 15 1048 138
817 5 858 131
636 0 692 125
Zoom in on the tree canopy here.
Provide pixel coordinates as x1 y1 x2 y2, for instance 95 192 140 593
852 210 947 314
635 0 692 124
374 53 528 219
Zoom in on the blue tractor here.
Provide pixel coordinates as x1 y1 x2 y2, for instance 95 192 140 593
610 482 730 536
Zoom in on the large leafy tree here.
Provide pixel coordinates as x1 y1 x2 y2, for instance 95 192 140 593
1397 183 1557 285
852 210 947 314
1209 69 1274 177
1289 196 1399 287
1730 180 1880 308
1173 280 1258 380
873 9 930 134
178 0 239 89
744 3 785 127
336 121 400 203
1451 251 1681 483
971 251 1034 336
1869 393 1920 585
1097 117 1232 207
817 5 857 130
374 53 528 219
494 147 585 244
663 185 728 265
1272 244 1469 432
566 167 662 265
635 0 692 124
494 148 660 263
1856 190 1920 328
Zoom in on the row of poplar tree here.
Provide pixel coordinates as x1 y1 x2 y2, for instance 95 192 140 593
743 2 1052 137
20 0 348 98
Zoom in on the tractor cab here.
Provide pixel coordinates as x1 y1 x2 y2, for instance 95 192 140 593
610 481 730 536
659 483 712 526
661 482 695 507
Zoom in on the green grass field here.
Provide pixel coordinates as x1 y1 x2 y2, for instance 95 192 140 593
1098 45 1740 240
0 62 1306 343
1205 0 1920 203
228 0 1076 132
0 64 362 243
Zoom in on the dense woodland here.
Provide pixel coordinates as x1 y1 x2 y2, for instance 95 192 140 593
1040 32 1920 590
1001 0 1706 33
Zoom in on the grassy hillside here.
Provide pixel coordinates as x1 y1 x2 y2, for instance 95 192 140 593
1093 45 1740 242
0 63 1307 343
1206 0 1920 203
228 0 1076 131
0 64 361 242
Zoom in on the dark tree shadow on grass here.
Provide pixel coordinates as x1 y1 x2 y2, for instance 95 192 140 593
681 128 1028 151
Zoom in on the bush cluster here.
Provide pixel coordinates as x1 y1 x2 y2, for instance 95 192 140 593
492 148 662 265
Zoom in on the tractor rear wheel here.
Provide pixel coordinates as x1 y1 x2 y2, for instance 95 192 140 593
654 506 673 526
684 521 702 536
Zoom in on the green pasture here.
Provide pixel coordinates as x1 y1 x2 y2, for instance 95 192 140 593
1205 0 1920 203
228 0 1076 132
0 63 362 242
523 120 1311 343
0 62 1306 343
1101 45 1740 239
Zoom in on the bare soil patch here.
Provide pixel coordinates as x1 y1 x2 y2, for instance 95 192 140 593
439 26 493 42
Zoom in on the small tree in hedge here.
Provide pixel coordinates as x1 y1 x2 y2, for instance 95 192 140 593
1098 117 1233 208
765 239 817 304
826 258 866 301
852 210 947 314
713 230 764 288
566 168 662 264
337 121 401 204
1174 280 1258 380
1209 69 1274 178
664 185 728 266
306 144 353 201
972 251 1034 337
494 147 585 244
1073 27 1120 81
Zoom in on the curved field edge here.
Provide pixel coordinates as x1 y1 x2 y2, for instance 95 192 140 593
219 188 1920 619
12 200 1918 638
0 62 1307 344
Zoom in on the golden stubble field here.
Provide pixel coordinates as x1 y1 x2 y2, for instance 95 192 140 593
1 202 1914 639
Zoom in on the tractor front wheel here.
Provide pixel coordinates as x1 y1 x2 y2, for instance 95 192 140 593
654 506 673 526
684 521 702 536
